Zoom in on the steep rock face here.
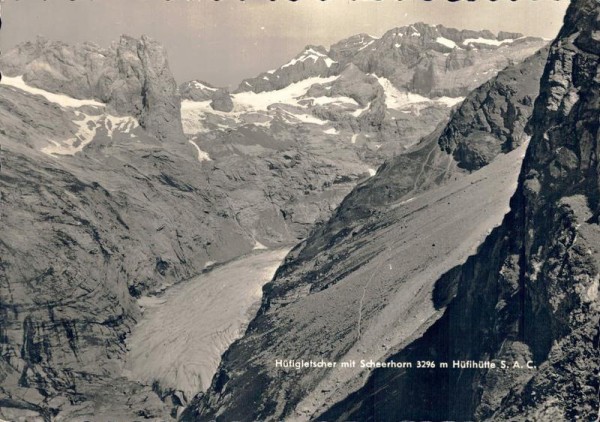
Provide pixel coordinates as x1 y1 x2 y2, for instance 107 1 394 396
326 64 382 107
321 0 600 420
0 35 183 142
0 146 172 420
438 47 548 171
183 49 549 421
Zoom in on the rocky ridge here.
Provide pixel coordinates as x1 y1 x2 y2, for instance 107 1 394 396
237 23 546 98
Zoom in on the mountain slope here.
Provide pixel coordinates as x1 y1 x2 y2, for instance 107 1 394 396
320 0 600 420
182 45 550 422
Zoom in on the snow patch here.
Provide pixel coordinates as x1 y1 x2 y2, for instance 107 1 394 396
253 240 268 250
192 81 217 92
282 110 329 126
435 96 465 107
310 96 359 107
375 76 431 109
105 115 138 138
357 40 374 52
233 76 337 112
352 103 370 117
463 37 514 46
375 76 464 109
42 113 139 156
324 127 339 135
436 37 458 49
2 75 104 108
188 140 211 162
409 26 421 37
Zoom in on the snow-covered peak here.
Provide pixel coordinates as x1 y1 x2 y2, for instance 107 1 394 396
191 80 217 92
280 46 336 69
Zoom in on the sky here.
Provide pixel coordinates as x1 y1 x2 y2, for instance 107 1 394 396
0 0 570 88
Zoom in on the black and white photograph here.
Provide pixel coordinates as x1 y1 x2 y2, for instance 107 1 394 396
0 0 598 420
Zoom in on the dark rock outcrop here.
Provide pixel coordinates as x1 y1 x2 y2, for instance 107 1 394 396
439 47 548 171
210 88 234 112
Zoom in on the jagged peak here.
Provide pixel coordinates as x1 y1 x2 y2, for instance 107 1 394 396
301 44 329 55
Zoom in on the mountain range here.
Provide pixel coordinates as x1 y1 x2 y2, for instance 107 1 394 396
1 14 592 422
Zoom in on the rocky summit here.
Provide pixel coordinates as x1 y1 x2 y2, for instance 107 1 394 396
0 35 184 144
